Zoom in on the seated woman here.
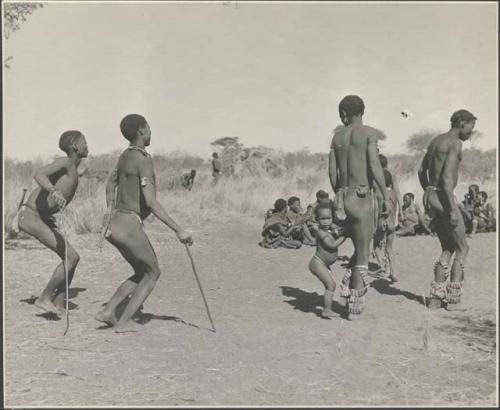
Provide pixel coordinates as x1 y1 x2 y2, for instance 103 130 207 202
396 193 432 236
474 191 496 233
259 199 302 249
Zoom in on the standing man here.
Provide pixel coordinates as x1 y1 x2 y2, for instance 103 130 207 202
329 95 389 320
96 114 193 332
211 152 222 182
418 109 477 310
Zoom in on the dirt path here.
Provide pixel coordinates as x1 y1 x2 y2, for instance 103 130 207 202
4 219 497 406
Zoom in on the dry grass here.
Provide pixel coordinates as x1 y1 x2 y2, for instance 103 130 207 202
4 148 496 235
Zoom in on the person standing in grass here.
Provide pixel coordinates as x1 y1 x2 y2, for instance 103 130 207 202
95 114 193 333
212 152 222 182
180 169 196 191
17 131 89 315
418 109 476 310
329 95 389 320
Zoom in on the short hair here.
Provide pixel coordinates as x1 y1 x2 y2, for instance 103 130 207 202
314 202 333 218
274 198 287 212
338 95 365 118
120 114 147 142
469 184 479 192
212 152 219 158
191 169 196 175
383 169 393 188
316 190 329 200
287 196 300 206
450 109 477 128
479 191 488 201
404 192 414 201
379 154 388 169
59 130 83 154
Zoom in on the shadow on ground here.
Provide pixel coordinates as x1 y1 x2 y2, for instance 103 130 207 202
370 279 424 305
280 286 346 318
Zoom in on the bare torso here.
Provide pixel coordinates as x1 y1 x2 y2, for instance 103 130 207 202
26 159 79 216
316 230 339 266
426 132 462 190
332 124 381 189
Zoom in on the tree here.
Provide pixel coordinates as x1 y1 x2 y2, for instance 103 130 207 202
405 129 439 155
3 2 44 68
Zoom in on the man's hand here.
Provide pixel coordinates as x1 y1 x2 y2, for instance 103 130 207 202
449 208 460 228
380 200 390 217
177 229 193 246
50 189 66 210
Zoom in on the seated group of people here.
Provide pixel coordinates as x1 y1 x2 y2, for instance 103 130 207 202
458 184 496 236
395 192 433 237
259 190 335 249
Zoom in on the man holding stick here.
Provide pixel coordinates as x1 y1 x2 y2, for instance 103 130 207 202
95 114 193 333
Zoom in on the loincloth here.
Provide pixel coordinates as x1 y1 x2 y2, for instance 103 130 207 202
18 204 61 231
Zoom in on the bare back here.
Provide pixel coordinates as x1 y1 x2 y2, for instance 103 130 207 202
332 124 381 189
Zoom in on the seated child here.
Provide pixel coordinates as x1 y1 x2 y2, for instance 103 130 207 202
287 196 315 246
309 203 346 319
259 199 302 249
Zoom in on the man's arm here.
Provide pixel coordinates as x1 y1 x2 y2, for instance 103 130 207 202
105 167 118 209
417 151 430 190
328 142 337 192
34 157 69 208
140 158 192 244
34 157 68 192
367 134 387 201
441 141 461 219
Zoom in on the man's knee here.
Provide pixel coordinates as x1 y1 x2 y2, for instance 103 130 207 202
67 249 80 268
146 265 161 281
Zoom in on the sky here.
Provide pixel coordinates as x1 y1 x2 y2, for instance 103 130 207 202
3 1 498 160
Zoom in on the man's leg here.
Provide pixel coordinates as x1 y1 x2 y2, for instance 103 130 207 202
446 213 469 310
18 208 79 314
113 226 161 333
342 194 373 320
428 218 454 309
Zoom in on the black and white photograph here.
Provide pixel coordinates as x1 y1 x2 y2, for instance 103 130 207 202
2 0 498 407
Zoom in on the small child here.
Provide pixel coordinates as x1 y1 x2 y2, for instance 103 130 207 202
17 131 89 314
309 203 346 319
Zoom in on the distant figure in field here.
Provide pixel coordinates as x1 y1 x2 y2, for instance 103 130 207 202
286 196 316 246
95 114 192 332
474 191 496 233
396 193 433 236
378 154 402 222
17 131 89 315
259 199 302 249
212 152 222 182
309 204 346 319
418 109 477 310
329 95 389 320
373 169 399 282
458 184 480 236
180 169 196 191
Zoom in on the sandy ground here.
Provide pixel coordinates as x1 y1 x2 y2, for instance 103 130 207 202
3 219 498 406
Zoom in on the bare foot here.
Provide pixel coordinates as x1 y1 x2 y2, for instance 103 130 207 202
389 274 399 283
95 309 117 326
113 320 142 333
35 297 61 315
321 309 339 319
